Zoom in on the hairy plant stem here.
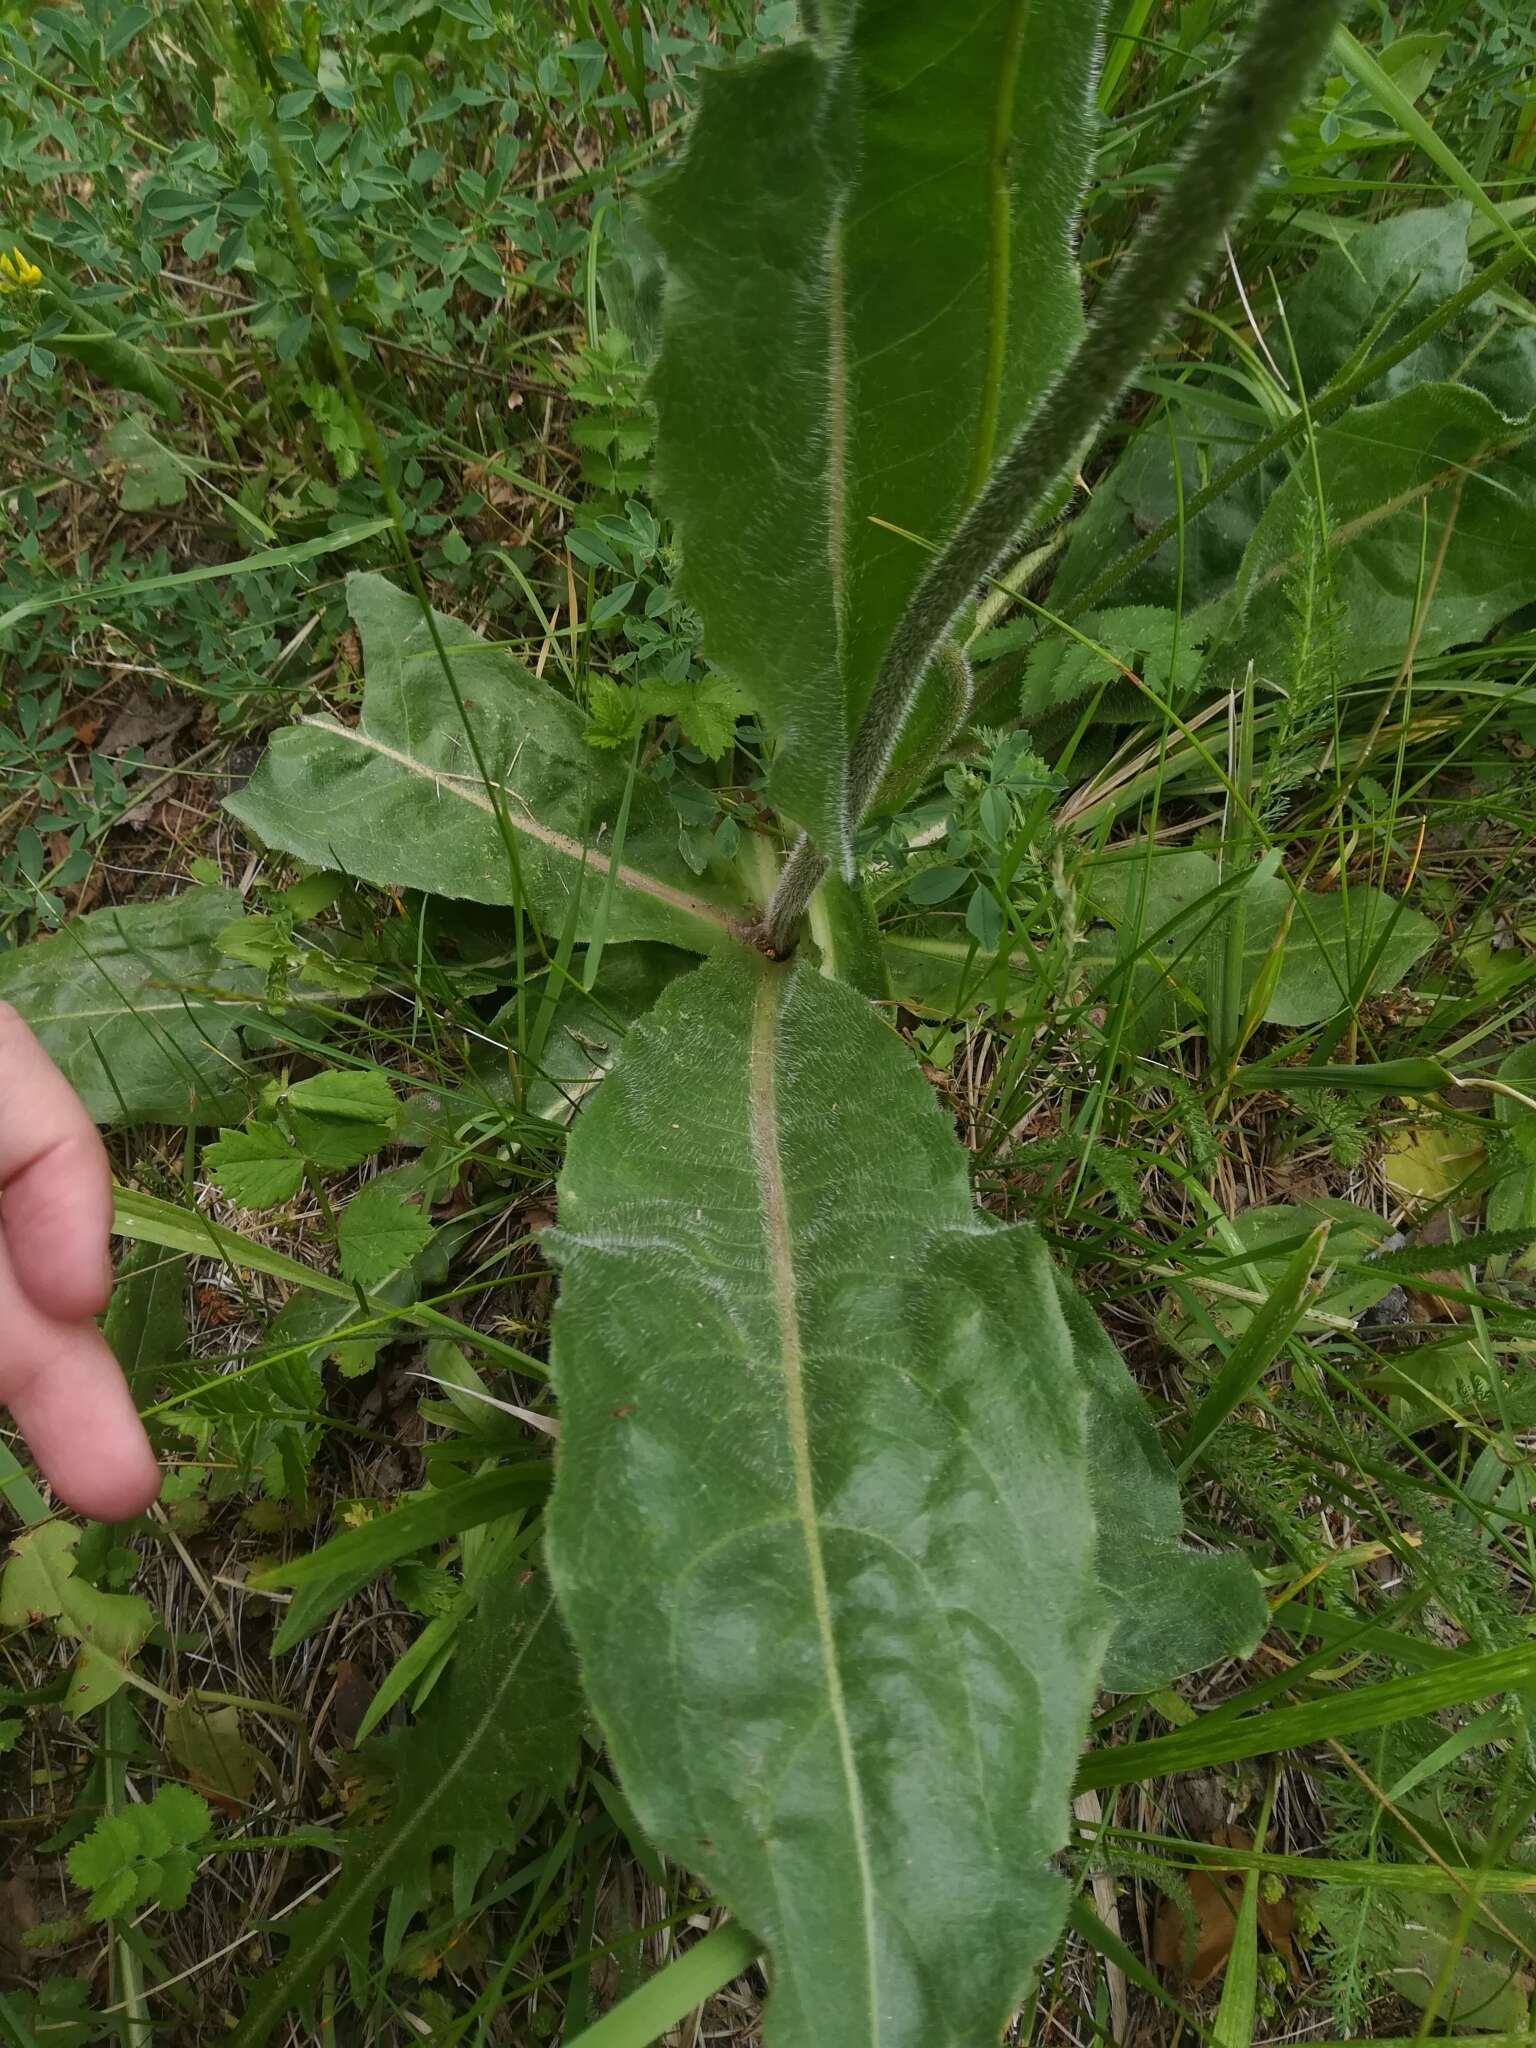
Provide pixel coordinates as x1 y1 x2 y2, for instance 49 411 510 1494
760 0 1347 957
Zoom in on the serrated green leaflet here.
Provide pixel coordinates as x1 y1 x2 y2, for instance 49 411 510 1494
205 1122 304 1208
67 1785 211 1922
547 954 1259 2046
649 0 1103 862
336 1181 432 1290
283 1066 399 1167
227 574 747 950
0 888 267 1126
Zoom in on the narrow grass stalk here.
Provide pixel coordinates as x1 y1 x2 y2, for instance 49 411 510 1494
1210 1774 1277 2048
763 0 1347 950
1077 1639 1536 1791
562 1922 760 2048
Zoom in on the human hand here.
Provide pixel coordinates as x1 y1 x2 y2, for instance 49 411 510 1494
0 1003 160 1521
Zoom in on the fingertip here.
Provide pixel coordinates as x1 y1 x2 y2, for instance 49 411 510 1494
50 1435 162 1524
5 1135 114 1322
3 1321 161 1526
0 1003 115 1321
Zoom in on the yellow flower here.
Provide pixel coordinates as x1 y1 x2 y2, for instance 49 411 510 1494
0 246 43 293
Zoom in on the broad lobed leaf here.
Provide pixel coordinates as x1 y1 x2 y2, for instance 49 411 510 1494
1050 205 1536 679
1050 1272 1266 1692
227 574 748 952
0 1522 155 1717
880 845 1436 1035
548 952 1260 2047
1086 847 1439 1034
228 1562 582 2048
1233 378 1536 678
649 0 1105 860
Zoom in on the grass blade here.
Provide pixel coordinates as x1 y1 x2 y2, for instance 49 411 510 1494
1177 1221 1329 1474
1332 28 1536 266
253 1464 550 1652
1077 1641 1536 1792
562 1923 760 2048
0 520 390 635
1229 1057 1456 1097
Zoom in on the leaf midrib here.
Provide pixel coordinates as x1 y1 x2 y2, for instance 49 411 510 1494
1246 427 1534 599
967 0 1034 500
295 716 738 934
22 996 251 1024
747 966 880 2041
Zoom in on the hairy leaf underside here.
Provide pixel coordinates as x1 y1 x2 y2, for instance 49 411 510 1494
227 574 748 950
547 955 1262 2046
649 0 1105 863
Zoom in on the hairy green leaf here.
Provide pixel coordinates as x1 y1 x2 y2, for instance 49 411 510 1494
548 953 1258 2045
0 890 267 1127
228 1562 582 2048
104 413 188 509
649 0 1104 859
880 924 1035 1018
1385 1891 1534 2033
1048 206 1536 628
1488 1044 1536 1273
227 574 747 950
104 1242 187 1405
54 325 179 414
1050 1273 1266 1692
1284 204 1485 401
1085 848 1437 1033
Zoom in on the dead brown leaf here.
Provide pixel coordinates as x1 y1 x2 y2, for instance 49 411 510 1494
327 1657 374 1751
99 690 196 758
0 1863 42 1979
463 459 528 512
1151 1826 1300 1988
1404 1206 1473 1324
1153 1869 1242 1987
